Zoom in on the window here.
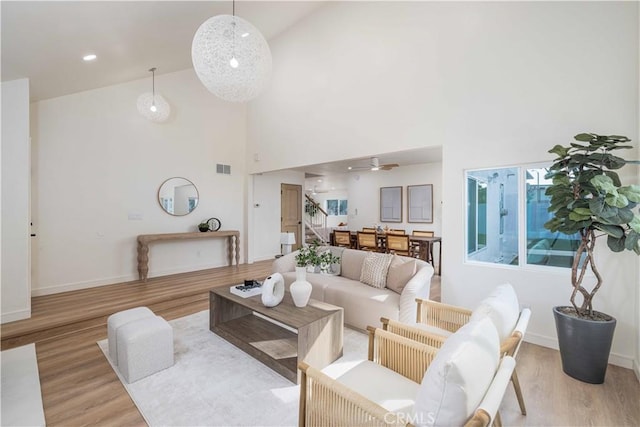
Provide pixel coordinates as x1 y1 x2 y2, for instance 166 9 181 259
327 199 347 216
466 168 518 265
467 177 487 254
466 165 580 269
525 167 580 267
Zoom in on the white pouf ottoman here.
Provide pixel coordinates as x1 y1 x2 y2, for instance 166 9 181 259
107 306 154 365
117 315 174 383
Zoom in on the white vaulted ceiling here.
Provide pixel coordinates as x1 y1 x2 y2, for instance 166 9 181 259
1 1 326 101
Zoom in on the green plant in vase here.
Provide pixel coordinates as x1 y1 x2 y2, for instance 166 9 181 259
319 250 341 275
544 132 639 383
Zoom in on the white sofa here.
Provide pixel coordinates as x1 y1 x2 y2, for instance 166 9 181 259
272 247 434 330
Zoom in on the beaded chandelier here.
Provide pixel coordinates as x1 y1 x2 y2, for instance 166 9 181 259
191 2 272 103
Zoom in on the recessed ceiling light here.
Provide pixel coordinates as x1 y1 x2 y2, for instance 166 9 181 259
241 33 250 38
83 54 97 61
317 179 323 182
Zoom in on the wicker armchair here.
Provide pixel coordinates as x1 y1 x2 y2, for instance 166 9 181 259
299 320 515 427
413 284 531 415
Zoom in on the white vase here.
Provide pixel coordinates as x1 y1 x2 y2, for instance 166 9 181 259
290 266 312 307
261 273 285 307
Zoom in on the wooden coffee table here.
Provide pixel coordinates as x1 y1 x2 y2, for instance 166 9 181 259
209 286 344 384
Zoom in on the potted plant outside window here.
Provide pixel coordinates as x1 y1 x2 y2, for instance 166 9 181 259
544 133 640 383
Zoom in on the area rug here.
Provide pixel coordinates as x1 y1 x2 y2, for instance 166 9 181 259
97 310 368 426
1 343 46 427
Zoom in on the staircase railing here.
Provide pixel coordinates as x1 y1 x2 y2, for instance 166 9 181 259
304 195 329 244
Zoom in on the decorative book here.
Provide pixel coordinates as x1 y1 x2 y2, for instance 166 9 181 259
230 280 263 298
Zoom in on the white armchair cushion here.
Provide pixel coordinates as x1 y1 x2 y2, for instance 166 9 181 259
470 283 520 342
412 322 453 338
335 360 419 415
414 317 500 427
360 253 393 289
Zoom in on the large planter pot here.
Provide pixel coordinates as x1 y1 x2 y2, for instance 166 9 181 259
290 267 312 308
553 306 616 384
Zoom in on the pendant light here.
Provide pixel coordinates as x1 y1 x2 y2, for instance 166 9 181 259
137 67 170 123
191 0 272 103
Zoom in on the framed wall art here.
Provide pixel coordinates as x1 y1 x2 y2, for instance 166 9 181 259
380 186 402 223
407 184 433 223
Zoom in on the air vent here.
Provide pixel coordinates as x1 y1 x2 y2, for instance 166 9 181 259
216 164 231 175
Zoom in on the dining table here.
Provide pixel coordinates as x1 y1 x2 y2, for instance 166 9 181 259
330 230 442 275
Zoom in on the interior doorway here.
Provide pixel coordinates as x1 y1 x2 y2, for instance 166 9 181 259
281 183 302 251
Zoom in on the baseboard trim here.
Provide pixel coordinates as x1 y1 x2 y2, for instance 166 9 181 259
252 254 279 263
32 274 137 296
1 308 31 324
31 262 237 296
525 331 634 370
633 360 640 382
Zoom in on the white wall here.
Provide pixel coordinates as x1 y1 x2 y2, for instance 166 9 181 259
1 79 31 323
249 170 305 262
31 69 246 295
247 2 640 367
347 163 442 236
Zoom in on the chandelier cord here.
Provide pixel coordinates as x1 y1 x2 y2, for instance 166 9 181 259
232 0 235 17
149 67 157 104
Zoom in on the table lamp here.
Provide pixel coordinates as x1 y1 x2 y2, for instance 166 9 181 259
280 232 296 255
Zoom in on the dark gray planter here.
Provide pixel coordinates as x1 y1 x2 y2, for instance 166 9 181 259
553 306 616 384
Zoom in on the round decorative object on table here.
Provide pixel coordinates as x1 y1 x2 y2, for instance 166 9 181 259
290 267 312 308
261 273 285 308
207 217 221 232
198 223 210 232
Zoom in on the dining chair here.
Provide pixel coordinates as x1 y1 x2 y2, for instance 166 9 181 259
386 234 412 257
387 229 406 235
333 230 352 248
362 227 376 233
411 230 435 263
357 231 380 252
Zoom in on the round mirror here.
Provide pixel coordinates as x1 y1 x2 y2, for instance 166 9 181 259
157 177 199 216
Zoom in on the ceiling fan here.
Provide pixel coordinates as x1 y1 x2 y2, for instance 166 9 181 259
306 184 329 195
348 157 399 172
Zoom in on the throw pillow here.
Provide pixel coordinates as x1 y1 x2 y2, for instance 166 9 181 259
469 283 520 342
360 253 393 289
386 255 417 294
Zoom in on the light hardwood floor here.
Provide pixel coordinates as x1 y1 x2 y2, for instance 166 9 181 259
1 263 638 426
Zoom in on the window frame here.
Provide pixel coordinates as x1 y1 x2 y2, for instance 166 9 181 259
464 162 580 273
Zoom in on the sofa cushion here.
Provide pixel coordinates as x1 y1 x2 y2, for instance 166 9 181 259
469 283 520 342
414 317 500 427
386 255 417 294
323 281 400 330
360 253 393 288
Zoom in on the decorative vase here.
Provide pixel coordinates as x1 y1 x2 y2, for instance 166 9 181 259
261 273 285 307
290 267 312 308
320 262 331 275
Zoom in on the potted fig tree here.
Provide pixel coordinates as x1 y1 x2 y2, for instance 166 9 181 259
544 133 639 383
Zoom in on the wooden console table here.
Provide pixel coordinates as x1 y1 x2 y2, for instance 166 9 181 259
137 231 240 282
